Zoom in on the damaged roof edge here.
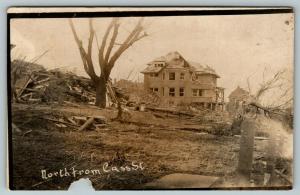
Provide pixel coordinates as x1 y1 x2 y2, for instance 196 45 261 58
141 52 220 77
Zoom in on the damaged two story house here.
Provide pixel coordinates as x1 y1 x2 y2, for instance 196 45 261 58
141 51 225 110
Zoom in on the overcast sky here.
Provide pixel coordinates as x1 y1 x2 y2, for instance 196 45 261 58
10 13 294 100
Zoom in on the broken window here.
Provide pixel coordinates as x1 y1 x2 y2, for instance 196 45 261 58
169 88 175 96
179 87 184 96
169 72 175 80
180 73 185 80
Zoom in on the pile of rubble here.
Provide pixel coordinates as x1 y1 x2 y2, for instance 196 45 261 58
11 60 123 106
114 79 160 107
12 60 96 104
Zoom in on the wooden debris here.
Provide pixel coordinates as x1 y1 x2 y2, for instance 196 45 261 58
94 124 107 128
67 117 77 125
34 77 50 84
12 123 22 133
41 117 79 128
275 169 292 185
79 117 94 131
55 123 67 128
22 130 32 136
93 115 107 124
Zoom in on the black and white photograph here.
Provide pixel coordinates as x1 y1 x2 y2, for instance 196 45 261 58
8 7 294 190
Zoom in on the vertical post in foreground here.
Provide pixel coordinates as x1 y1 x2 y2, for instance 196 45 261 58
237 117 255 179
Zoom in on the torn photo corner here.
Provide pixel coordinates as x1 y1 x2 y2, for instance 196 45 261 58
7 6 294 190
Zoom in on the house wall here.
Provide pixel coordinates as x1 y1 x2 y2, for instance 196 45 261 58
144 68 219 106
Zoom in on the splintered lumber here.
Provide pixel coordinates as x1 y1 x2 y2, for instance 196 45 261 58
79 117 94 131
17 74 33 98
41 117 79 128
34 77 50 84
24 88 43 92
275 169 292 185
67 117 77 125
20 92 33 99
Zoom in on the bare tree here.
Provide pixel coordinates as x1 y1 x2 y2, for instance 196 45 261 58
245 68 292 109
69 18 148 108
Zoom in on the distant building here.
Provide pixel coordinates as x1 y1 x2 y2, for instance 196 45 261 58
140 51 225 110
227 86 253 115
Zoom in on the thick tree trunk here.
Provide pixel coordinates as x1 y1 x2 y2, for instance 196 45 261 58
95 76 107 108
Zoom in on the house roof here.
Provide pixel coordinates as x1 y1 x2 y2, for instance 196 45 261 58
141 51 220 77
188 61 220 78
140 65 163 74
228 86 250 99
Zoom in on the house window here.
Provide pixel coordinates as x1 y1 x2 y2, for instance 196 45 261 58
169 88 175 97
192 89 203 97
162 87 164 96
149 88 158 93
179 88 184 96
180 73 185 80
192 89 198 96
162 73 165 80
169 72 175 80
154 73 159 77
198 89 203 96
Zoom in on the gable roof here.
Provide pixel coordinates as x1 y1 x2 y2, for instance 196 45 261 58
141 51 219 77
228 86 250 99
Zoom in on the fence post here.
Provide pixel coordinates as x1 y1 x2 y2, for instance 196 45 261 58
237 117 255 179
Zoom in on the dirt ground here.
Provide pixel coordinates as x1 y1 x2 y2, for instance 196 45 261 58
10 103 241 190
10 103 292 190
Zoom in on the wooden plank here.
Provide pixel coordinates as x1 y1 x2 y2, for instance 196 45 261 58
79 117 94 131
17 74 33 98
